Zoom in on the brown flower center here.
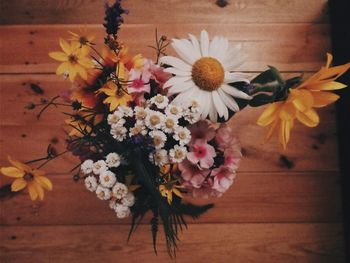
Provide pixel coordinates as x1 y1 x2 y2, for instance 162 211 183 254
192 57 225 91
68 54 78 64
23 173 34 181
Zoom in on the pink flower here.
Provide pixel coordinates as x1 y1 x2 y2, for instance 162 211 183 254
149 62 171 88
215 123 235 150
128 69 151 94
191 178 221 198
187 139 216 169
212 166 236 193
224 149 242 171
189 120 216 143
179 159 210 188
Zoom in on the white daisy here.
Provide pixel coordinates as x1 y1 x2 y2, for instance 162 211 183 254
121 192 135 207
183 108 201 124
99 170 117 188
80 159 94 175
150 94 169 109
114 203 131 218
116 105 133 117
162 115 179 133
169 145 188 163
144 110 165 130
134 106 148 122
96 185 112 200
149 130 167 149
150 149 169 167
110 125 127 141
106 152 121 168
107 111 124 126
112 182 128 199
84 176 98 192
129 122 147 137
92 160 107 175
173 127 191 145
165 104 183 118
160 30 252 122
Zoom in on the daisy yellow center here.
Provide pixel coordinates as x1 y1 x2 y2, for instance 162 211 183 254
165 119 175 128
150 115 160 126
175 149 184 159
192 57 225 91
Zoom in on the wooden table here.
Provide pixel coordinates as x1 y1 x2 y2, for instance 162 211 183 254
0 0 345 262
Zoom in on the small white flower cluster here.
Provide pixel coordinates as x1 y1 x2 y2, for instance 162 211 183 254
81 153 135 219
107 95 201 167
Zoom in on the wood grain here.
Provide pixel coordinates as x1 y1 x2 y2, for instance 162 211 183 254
0 23 331 73
0 224 344 263
0 171 343 226
0 0 330 25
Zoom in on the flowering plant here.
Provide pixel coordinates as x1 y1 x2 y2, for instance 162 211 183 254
1 0 349 257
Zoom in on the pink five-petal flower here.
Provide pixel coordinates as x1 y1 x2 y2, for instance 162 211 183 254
212 166 236 193
128 69 151 94
189 120 216 143
224 149 242 171
215 123 238 151
179 159 210 189
187 139 216 169
149 62 172 88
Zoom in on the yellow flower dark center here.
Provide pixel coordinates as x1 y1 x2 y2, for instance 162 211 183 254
23 173 34 181
79 36 89 45
68 54 78 64
192 57 225 91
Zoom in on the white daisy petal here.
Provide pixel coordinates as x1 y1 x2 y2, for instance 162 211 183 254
200 91 211 119
218 88 240 112
212 90 228 120
163 76 192 89
172 87 197 105
188 34 202 60
224 72 251 83
159 56 192 71
169 80 195 94
200 30 209 57
224 56 246 71
209 95 218 122
172 39 197 64
164 67 192 76
221 84 252 100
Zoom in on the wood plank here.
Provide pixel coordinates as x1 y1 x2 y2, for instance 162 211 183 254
0 0 330 25
0 223 345 263
0 74 340 172
0 23 331 73
0 171 343 225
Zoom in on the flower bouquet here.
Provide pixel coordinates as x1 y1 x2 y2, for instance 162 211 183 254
1 0 349 257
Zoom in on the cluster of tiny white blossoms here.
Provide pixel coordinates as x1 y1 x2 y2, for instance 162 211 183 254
108 94 201 167
81 152 135 219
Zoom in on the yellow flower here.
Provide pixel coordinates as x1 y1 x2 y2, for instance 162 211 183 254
257 53 350 149
49 38 94 82
68 29 95 46
99 81 132 111
158 166 183 204
0 156 52 201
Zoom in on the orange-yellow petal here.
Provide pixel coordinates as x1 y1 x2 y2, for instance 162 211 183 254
11 178 27 192
35 176 53 191
56 62 70 75
279 102 296 121
0 167 25 178
312 91 339 108
307 81 347 91
27 183 38 201
257 102 283 126
296 108 319 127
49 52 68 62
279 119 293 149
59 38 71 54
8 156 32 172
33 183 44 200
290 89 314 112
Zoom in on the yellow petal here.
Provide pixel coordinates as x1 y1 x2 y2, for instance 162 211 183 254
290 89 314 112
27 183 38 201
167 191 173 204
56 62 70 75
49 52 68 62
279 119 293 149
59 38 71 54
78 57 93 68
318 63 350 81
74 65 88 80
279 103 296 121
33 183 45 200
265 119 279 141
11 178 27 192
325 53 333 68
172 188 183 198
0 167 25 178
257 102 283 126
312 91 339 108
8 156 32 172
308 81 347 91
296 108 319 127
35 176 53 191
